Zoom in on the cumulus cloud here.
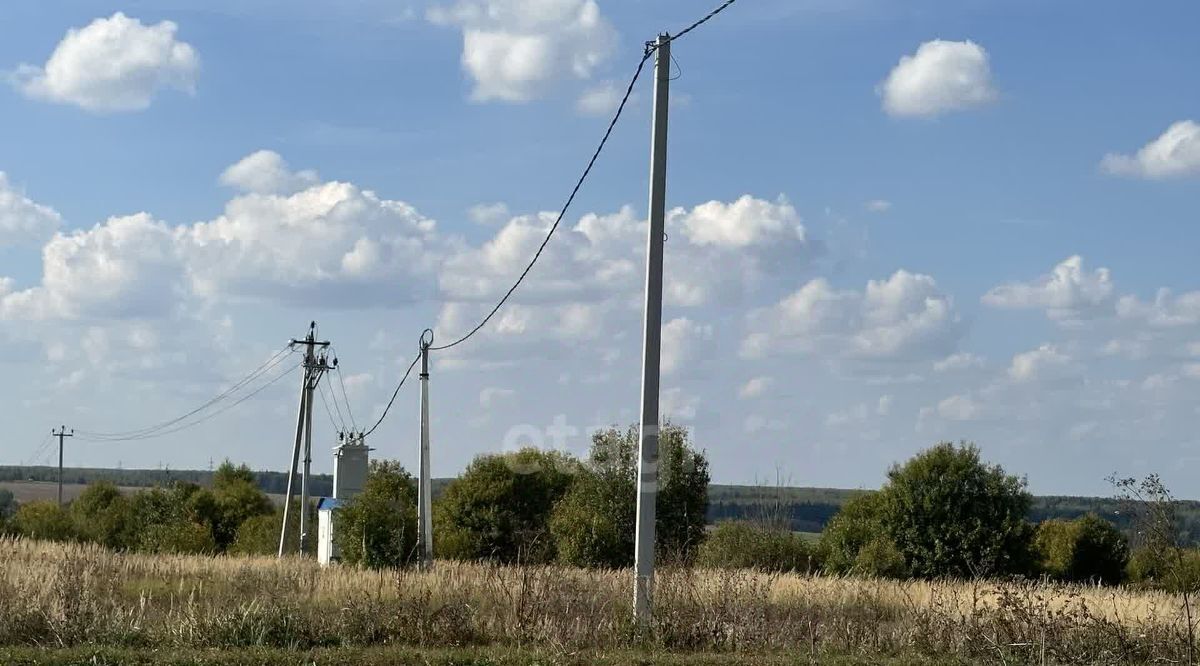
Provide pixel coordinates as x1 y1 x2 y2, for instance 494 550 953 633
427 0 615 102
576 80 625 116
219 150 318 195
935 394 981 421
1101 120 1200 179
864 199 892 213
742 270 962 361
878 40 997 118
1 213 185 320
1117 288 1200 327
934 352 984 372
12 12 199 112
1 152 443 320
661 317 714 375
0 173 61 246
982 256 1114 320
738 376 772 400
1008 344 1074 383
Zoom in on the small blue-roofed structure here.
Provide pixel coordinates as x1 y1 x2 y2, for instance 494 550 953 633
317 432 372 566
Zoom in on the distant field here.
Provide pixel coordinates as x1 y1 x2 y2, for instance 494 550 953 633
0 480 287 507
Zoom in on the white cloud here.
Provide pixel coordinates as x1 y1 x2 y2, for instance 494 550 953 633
934 352 984 372
661 317 713 375
982 255 1113 320
1008 344 1074 383
936 394 980 421
879 39 997 118
662 388 699 420
219 150 318 195
877 394 894 416
864 199 892 213
0 173 61 246
12 12 199 112
743 270 962 361
1101 120 1200 179
1117 288 1200 327
427 0 615 102
1 213 185 320
468 202 510 225
738 376 772 400
479 386 515 409
2 152 443 320
677 195 805 249
576 80 624 116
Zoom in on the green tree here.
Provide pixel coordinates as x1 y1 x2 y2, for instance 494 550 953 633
550 424 710 568
1035 514 1129 584
818 492 904 577
230 510 298 556
70 481 133 549
126 484 217 554
335 460 418 568
882 442 1034 578
12 501 75 541
207 462 274 550
435 448 576 564
696 521 815 573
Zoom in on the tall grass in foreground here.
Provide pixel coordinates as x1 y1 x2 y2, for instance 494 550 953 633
0 537 1195 663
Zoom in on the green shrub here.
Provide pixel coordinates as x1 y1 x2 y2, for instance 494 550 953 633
12 501 74 541
336 460 418 568
696 521 815 573
818 492 885 575
139 520 217 554
1035 514 1128 584
435 449 576 564
1127 547 1200 591
551 424 710 568
70 482 133 549
853 535 908 578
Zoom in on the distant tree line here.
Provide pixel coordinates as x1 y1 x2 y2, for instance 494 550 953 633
5 436 1199 595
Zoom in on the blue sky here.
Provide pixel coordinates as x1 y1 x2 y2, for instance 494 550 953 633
2 0 1199 497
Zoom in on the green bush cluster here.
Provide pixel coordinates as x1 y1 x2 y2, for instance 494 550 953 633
696 521 816 573
7 462 278 556
1034 513 1129 583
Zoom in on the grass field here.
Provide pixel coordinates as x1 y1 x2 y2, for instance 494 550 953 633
2 537 1197 664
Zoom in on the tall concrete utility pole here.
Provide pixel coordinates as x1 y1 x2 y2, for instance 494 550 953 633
634 32 671 624
417 329 434 570
52 426 73 507
279 322 331 557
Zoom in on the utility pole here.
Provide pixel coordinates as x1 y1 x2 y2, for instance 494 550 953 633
278 322 331 557
52 426 73 507
634 32 671 625
417 329 434 570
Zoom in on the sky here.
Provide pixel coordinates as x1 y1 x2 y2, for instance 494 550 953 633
1 0 1199 497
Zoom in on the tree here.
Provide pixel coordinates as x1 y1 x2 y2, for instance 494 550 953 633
435 449 576 564
1034 514 1128 584
335 460 418 568
881 442 1034 578
550 424 710 568
207 462 274 550
818 492 906 577
126 484 217 554
12 501 75 541
70 481 133 549
696 521 815 573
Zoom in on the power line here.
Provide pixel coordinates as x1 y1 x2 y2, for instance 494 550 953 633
364 351 420 437
431 52 652 351
22 433 53 466
664 0 739 45
77 359 302 442
429 0 740 352
334 364 357 430
76 345 295 440
317 380 345 432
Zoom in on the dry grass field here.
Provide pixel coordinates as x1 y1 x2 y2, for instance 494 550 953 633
0 536 1196 664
